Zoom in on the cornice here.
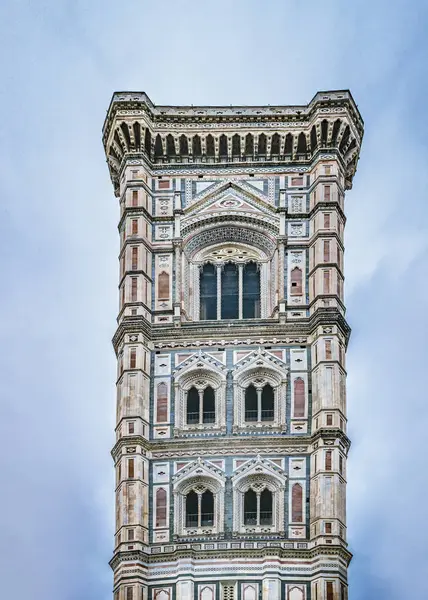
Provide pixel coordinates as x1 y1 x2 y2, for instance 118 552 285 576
109 542 353 570
112 307 351 354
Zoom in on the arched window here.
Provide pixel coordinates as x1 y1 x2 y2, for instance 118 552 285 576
155 488 167 527
243 262 260 318
133 122 141 150
206 134 215 156
244 489 257 524
260 488 273 524
290 267 302 295
156 382 168 423
339 125 350 153
293 378 305 418
285 133 293 155
219 134 228 156
258 133 267 155
321 119 328 147
331 119 342 145
291 483 303 522
200 263 217 320
203 385 215 423
297 132 307 154
185 489 214 527
261 384 274 421
310 126 317 153
158 271 170 300
244 488 272 525
271 133 280 155
166 134 176 156
185 490 198 527
154 134 163 158
245 133 254 155
221 263 239 319
192 135 202 156
232 134 241 157
179 134 189 155
144 128 152 156
186 386 200 424
245 384 258 422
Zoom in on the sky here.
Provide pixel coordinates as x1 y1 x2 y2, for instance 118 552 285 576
0 1 427 598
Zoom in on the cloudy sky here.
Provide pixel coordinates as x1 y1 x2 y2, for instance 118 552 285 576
1 1 428 598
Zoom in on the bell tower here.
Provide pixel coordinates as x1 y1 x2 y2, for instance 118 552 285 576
103 91 363 600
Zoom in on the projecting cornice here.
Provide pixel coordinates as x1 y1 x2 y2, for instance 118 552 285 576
102 90 364 196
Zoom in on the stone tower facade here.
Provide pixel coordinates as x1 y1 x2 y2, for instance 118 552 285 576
103 91 363 600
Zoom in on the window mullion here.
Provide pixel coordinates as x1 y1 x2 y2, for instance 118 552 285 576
216 265 222 320
257 388 262 422
238 263 244 319
197 493 202 528
256 492 261 526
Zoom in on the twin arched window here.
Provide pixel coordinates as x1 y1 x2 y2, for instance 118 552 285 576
244 383 274 422
200 262 261 320
186 386 215 424
185 489 214 527
244 488 273 525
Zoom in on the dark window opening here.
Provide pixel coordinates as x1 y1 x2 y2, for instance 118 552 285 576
219 134 228 156
206 134 215 156
244 489 257 524
185 490 198 527
187 386 200 424
260 488 273 524
201 490 214 526
285 133 293 155
261 384 274 421
245 133 254 155
200 263 217 320
243 262 260 318
271 133 280 155
221 263 239 319
192 135 202 156
203 385 215 423
245 384 258 422
232 133 241 157
179 134 189 155
258 133 267 155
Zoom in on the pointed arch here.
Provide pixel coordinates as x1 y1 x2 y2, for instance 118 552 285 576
321 119 328 147
166 134 176 156
339 125 351 152
232 133 241 157
297 132 307 154
310 125 317 153
219 134 228 156
285 133 293 155
132 122 141 150
206 134 215 157
245 133 254 155
120 122 131 150
144 128 152 156
271 133 280 155
258 133 267 155
154 134 163 158
331 119 342 145
179 134 189 155
192 134 202 156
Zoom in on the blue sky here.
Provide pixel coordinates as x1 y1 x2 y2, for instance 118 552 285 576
1 1 428 599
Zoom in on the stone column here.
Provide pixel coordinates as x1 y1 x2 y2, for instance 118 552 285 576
238 263 244 319
217 264 222 320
